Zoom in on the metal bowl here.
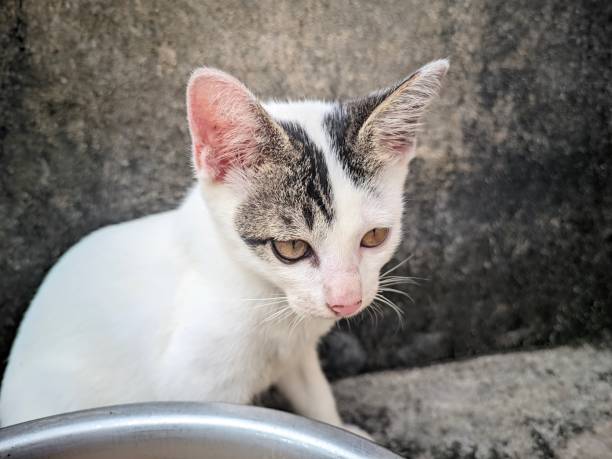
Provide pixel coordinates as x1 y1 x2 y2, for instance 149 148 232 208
0 402 400 458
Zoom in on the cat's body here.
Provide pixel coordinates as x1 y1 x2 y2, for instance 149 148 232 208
0 186 332 424
0 63 448 430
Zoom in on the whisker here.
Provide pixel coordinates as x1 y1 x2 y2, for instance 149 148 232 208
379 275 427 284
287 314 297 336
365 307 374 325
370 302 384 323
380 296 404 315
379 274 423 282
262 305 293 323
378 287 415 303
379 279 420 288
249 299 290 308
273 311 294 326
343 316 353 333
223 301 285 311
380 255 414 278
288 312 305 339
374 293 405 325
239 296 287 302
365 306 379 328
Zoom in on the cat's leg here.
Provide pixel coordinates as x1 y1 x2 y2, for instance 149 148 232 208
155 326 254 406
276 347 372 439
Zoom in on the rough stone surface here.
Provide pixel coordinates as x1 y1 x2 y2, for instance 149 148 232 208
319 330 368 379
333 344 612 458
1 1 611 376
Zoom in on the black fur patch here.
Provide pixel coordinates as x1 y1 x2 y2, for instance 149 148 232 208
302 202 315 230
278 121 334 224
324 96 388 185
241 237 268 247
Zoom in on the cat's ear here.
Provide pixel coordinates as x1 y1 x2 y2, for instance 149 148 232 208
187 68 281 182
358 59 449 160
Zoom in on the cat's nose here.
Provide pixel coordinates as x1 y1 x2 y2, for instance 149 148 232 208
329 300 362 317
323 268 362 316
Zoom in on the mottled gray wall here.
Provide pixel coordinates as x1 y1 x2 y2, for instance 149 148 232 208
1 1 610 377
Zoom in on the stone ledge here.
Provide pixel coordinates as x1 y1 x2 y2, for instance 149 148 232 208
333 344 612 458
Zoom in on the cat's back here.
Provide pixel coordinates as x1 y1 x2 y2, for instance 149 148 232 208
11 207 183 346
0 209 185 423
33 208 181 312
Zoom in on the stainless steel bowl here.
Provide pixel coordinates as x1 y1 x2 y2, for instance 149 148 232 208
0 402 400 458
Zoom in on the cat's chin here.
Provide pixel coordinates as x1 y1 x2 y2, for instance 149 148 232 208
288 306 339 321
331 308 367 320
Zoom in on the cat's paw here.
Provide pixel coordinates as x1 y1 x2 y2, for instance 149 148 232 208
343 424 373 440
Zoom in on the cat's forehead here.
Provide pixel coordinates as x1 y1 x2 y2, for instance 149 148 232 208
264 100 381 185
264 100 335 159
234 100 383 246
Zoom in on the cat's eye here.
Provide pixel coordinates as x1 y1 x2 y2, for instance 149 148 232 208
271 239 311 263
361 228 389 248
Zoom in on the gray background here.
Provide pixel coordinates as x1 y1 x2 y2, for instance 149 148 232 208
1 0 611 382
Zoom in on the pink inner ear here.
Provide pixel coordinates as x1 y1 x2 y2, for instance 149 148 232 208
187 69 260 181
378 133 417 159
384 139 413 154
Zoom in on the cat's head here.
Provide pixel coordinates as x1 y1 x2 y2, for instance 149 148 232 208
186 61 448 320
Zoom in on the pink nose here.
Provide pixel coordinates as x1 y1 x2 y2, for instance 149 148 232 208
329 301 362 317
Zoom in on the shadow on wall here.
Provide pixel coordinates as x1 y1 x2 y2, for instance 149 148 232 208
1 0 610 378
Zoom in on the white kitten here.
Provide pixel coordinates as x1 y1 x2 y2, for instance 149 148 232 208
0 60 448 433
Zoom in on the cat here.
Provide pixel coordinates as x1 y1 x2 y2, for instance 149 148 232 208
0 59 448 435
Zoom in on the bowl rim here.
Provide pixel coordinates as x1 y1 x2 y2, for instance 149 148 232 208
0 401 400 459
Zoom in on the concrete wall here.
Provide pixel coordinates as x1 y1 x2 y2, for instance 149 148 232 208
1 0 610 377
